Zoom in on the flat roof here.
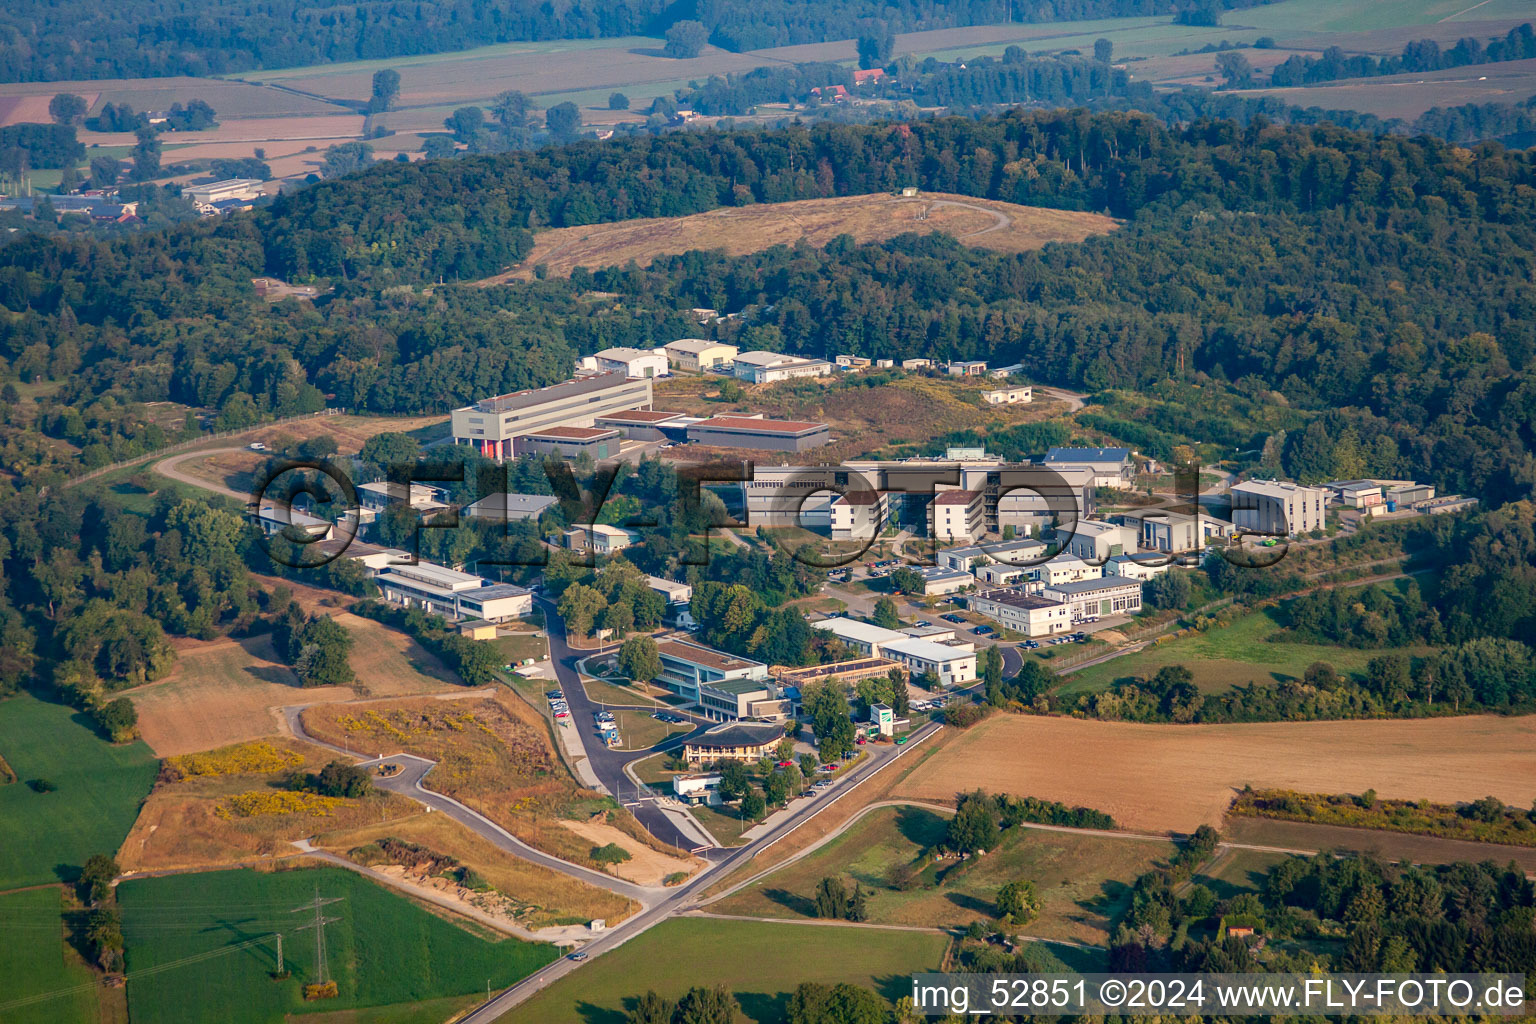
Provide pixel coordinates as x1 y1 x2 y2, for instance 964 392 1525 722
594 346 662 361
1232 479 1322 498
655 639 765 673
464 493 559 515
811 617 904 646
917 566 972 581
597 409 687 424
691 416 827 435
468 583 532 600
665 339 736 353
520 426 620 441
884 635 973 663
377 560 482 589
701 677 773 695
1045 446 1131 462
1044 576 1141 595
469 371 634 414
973 588 1060 610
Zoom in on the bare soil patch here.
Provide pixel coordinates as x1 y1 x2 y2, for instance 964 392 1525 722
890 714 1536 833
1237 57 1536 120
480 193 1118 283
1222 816 1536 873
561 816 701 886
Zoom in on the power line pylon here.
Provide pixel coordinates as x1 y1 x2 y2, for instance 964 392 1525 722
290 886 344 987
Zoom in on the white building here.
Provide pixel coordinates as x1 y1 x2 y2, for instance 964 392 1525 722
936 538 1047 573
1104 554 1170 581
463 493 559 521
451 372 653 461
647 575 692 606
731 351 833 384
967 588 1072 637
947 360 987 376
357 481 449 513
1231 480 1327 536
987 363 1024 380
592 347 669 378
185 178 264 205
664 339 737 372
911 566 974 596
250 501 335 541
373 560 532 622
1059 519 1140 562
811 617 976 686
1137 510 1236 553
1030 555 1098 586
1043 447 1135 489
563 524 639 555
830 491 888 541
928 490 984 543
900 358 932 370
673 774 723 805
981 385 1032 405
973 561 1032 587
1041 576 1142 621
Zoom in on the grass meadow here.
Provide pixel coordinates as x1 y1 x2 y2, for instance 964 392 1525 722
0 888 100 1024
117 866 557 1024
0 693 158 889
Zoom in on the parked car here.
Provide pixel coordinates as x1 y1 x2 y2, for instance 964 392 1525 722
1022 639 1039 649
248 441 267 451
915 620 932 627
546 690 563 700
972 624 995 636
941 613 966 623
775 760 794 768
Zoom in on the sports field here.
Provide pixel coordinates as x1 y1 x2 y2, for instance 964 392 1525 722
0 694 158 890
889 713 1536 832
117 866 557 1024
0 888 100 1024
506 916 947 1024
709 803 1172 947
481 193 1118 283
1055 605 1432 697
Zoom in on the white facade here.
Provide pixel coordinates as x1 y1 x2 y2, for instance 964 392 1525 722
731 351 833 384
929 490 984 543
1030 555 1098 585
1231 480 1327 536
1060 519 1140 562
913 566 974 596
811 617 975 686
1041 577 1142 621
373 560 532 622
593 347 669 378
936 539 1046 573
664 339 738 372
967 588 1072 637
982 386 1032 405
830 492 888 541
563 524 639 554
647 575 692 605
1104 555 1170 581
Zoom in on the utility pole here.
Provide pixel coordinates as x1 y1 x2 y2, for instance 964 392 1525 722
274 932 284 976
290 887 344 986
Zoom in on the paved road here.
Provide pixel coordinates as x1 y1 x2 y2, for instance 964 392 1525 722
154 446 251 502
281 707 661 906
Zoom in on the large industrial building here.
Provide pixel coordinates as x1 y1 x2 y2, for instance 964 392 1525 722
1230 480 1327 536
664 339 738 372
686 415 831 452
731 351 833 384
811 617 976 687
594 409 689 442
372 561 532 622
1043 447 1136 489
450 372 653 459
514 426 622 460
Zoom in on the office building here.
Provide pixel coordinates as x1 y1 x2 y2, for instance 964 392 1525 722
373 561 532 622
664 339 738 372
1060 519 1140 562
929 490 984 543
968 588 1073 637
731 351 833 384
592 347 669 378
1230 480 1327 536
1136 510 1236 553
654 639 769 709
811 618 976 686
462 493 559 521
1043 447 1135 489
682 722 786 765
450 372 652 460
1041 576 1142 621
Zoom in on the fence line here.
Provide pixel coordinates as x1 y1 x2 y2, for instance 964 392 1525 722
58 408 348 491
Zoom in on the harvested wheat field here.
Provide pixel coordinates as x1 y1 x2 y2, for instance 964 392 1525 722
893 714 1536 833
481 193 1119 283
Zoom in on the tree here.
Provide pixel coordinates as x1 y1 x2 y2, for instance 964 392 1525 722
664 20 708 59
545 102 581 141
673 986 741 1024
94 697 138 742
740 788 766 821
872 596 900 629
422 134 457 159
814 876 849 918
1094 38 1114 63
609 93 630 110
997 879 1040 924
627 991 676 1024
312 760 372 798
888 567 924 595
802 679 855 761
49 93 87 125
856 20 895 69
319 141 373 177
558 583 607 637
85 906 124 971
1146 570 1193 610
717 760 752 802
129 127 161 181
947 792 1000 855
88 155 119 190
617 635 661 683
370 69 401 113
1216 51 1254 88
78 853 119 904
981 646 1004 704
445 106 485 144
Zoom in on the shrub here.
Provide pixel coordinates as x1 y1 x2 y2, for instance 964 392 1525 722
163 741 302 781
27 778 56 793
591 843 632 865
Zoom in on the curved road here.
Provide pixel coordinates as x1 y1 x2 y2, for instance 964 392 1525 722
155 446 252 502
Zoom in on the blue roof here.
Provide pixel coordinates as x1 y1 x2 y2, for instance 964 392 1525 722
1045 447 1131 462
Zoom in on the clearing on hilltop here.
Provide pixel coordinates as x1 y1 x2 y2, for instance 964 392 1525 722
481 193 1119 282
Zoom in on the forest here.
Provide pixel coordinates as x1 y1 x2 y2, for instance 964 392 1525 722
1264 22 1536 89
1 110 1533 505
0 0 1277 82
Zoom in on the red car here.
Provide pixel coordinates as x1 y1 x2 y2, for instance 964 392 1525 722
776 760 794 768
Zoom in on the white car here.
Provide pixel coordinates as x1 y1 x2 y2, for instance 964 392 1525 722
248 441 268 452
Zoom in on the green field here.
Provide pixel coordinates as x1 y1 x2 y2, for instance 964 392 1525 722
117 867 557 1024
709 805 1170 949
0 694 158 890
1190 847 1294 901
506 916 947 1024
0 888 100 1024
1054 606 1430 697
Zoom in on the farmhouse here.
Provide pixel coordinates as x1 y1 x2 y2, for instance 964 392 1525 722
664 339 738 372
685 415 831 452
463 492 559 521
967 588 1072 637
515 425 622 460
591 346 669 378
451 372 652 460
1230 480 1327 536
682 722 786 765
1041 576 1142 621
1043 447 1134 489
731 351 833 384
374 560 532 622
982 385 1032 405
